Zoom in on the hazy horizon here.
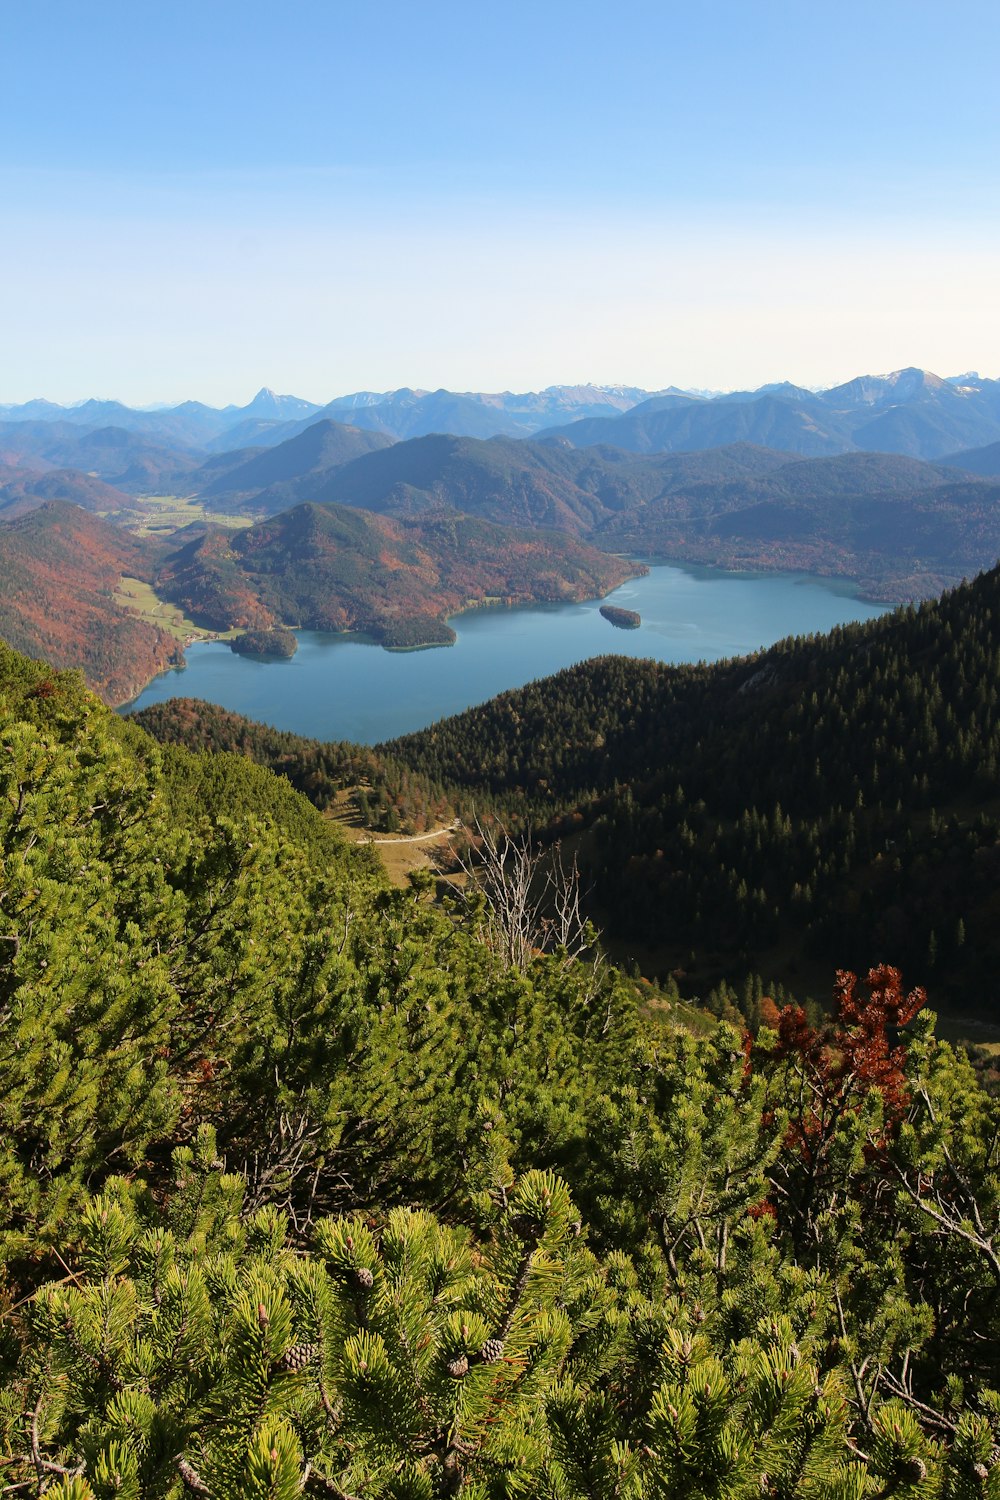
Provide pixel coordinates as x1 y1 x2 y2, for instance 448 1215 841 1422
3 366 998 414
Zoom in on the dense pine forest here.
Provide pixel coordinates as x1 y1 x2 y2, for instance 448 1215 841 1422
381 565 1000 1017
133 697 454 834
1 623 999 1495
144 564 1000 1019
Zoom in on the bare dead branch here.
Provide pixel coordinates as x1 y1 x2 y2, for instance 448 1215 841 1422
451 818 603 988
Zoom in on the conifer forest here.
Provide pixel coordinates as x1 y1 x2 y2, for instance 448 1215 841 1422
3 567 1000 1497
5 2 1000 1492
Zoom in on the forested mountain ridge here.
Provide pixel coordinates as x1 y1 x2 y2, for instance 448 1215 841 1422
0 420 205 493
542 391 854 457
0 501 180 702
235 431 1000 600
248 430 640 530
196 417 396 504
0 494 639 699
3 633 1000 1493
133 695 454 832
0 460 134 518
387 562 1000 1014
944 437 1000 475
591 458 1000 602
153 499 640 648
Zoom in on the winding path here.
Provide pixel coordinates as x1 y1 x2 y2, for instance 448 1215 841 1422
365 819 462 846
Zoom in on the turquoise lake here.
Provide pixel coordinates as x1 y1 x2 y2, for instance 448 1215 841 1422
122 564 891 745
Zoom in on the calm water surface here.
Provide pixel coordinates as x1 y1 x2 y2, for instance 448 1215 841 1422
122 564 890 744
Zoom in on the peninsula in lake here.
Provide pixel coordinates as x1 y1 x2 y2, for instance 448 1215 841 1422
0 497 640 702
3 368 1000 702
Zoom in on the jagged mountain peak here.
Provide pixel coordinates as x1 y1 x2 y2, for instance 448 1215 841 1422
821 367 948 408
238 388 323 421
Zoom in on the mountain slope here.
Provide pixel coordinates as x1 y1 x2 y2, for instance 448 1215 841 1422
593 451 1000 599
941 439 1000 475
247 433 797 530
0 464 134 517
196 417 395 503
0 503 176 702
541 369 1000 460
0 421 202 493
541 393 854 456
224 432 1000 601
154 499 641 647
387 562 1000 1016
315 383 657 440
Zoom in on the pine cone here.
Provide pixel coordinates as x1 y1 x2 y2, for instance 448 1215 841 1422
972 1463 989 1481
354 1267 374 1290
446 1354 469 1379
898 1457 927 1482
479 1337 505 1364
281 1342 319 1372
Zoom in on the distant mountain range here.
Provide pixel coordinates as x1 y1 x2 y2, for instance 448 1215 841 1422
0 384 660 452
4 369 1000 463
538 369 1000 459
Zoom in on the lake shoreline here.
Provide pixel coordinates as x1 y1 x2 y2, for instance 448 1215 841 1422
115 568 651 701
119 561 892 742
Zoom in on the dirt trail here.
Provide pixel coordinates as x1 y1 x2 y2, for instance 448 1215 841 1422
329 805 461 887
366 820 461 845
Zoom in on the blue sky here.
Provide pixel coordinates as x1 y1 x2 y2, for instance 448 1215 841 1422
2 0 998 403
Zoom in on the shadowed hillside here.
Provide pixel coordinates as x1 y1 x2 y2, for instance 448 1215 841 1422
388 563 1000 1015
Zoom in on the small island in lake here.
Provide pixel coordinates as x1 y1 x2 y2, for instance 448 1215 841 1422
600 604 641 630
231 628 298 658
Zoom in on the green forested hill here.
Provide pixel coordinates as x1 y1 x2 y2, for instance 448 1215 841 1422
388 563 1000 1015
239 429 1000 600
133 694 454 831
138 562 1000 1015
0 461 134 517
3 635 1000 1493
153 499 639 646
